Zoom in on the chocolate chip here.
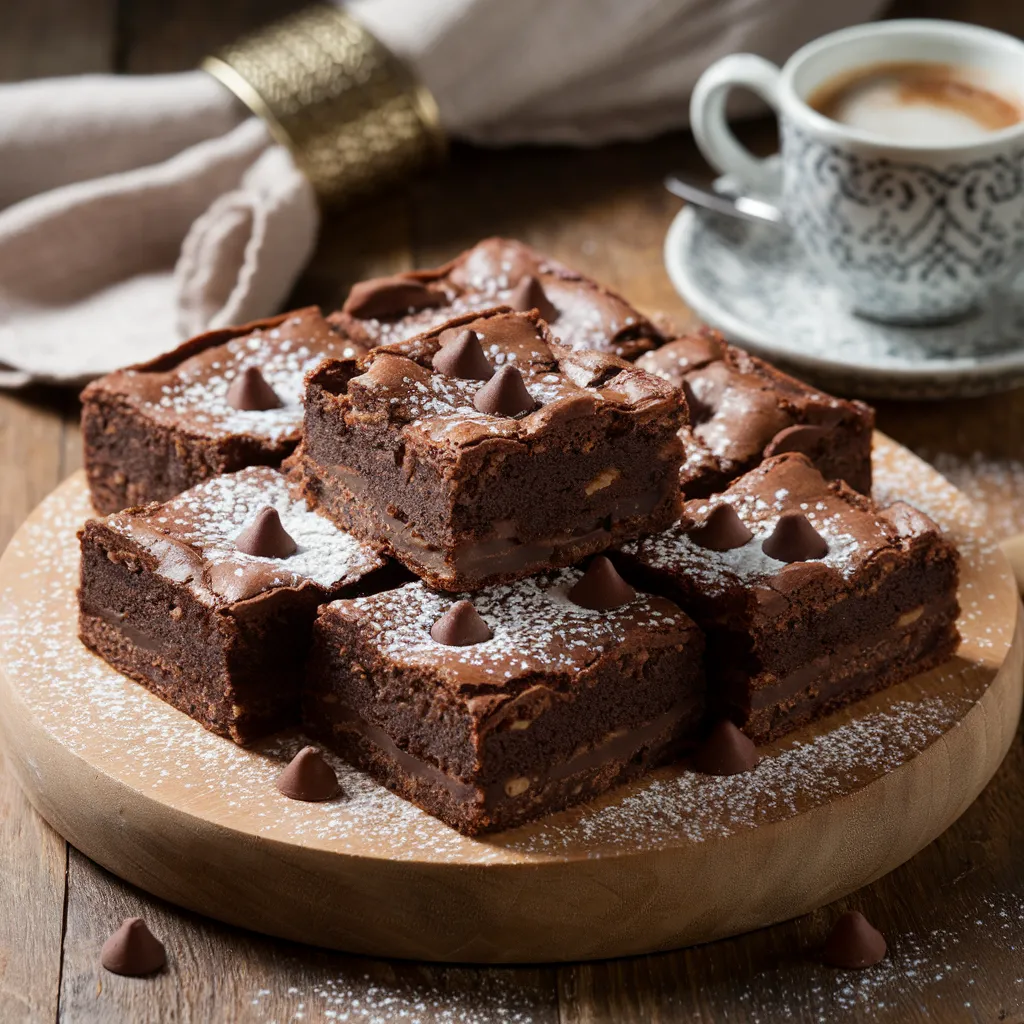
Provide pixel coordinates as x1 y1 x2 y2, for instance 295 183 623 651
762 513 828 562
692 720 758 776
226 366 282 411
568 556 636 611
343 275 446 319
473 365 536 417
276 746 340 801
688 504 753 552
765 423 829 457
101 918 166 976
430 600 493 646
432 329 493 381
823 911 887 969
508 275 559 321
235 507 297 558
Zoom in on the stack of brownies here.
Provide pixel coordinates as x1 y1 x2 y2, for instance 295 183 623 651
77 238 961 835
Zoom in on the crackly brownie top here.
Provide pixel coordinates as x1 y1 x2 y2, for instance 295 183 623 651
96 307 362 443
330 237 663 359
637 330 870 470
98 467 385 605
626 453 946 595
338 308 683 447
324 565 698 695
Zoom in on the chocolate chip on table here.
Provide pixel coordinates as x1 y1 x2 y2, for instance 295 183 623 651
508 274 559 321
343 275 446 319
101 917 167 976
823 910 887 969
473 364 536 417
430 599 493 646
432 329 494 381
568 556 636 611
687 504 754 552
762 512 828 562
225 365 282 411
234 506 297 558
692 719 759 776
276 746 340 802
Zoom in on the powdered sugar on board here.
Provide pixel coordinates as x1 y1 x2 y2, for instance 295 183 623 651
0 433 1013 866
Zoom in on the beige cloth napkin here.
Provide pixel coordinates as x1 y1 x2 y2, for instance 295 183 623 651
0 0 886 387
0 75 317 387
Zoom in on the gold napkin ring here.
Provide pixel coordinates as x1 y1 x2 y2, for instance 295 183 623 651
202 4 445 206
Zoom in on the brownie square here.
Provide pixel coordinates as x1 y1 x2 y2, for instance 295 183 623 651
616 453 960 743
636 329 874 498
290 308 686 591
78 466 389 744
329 237 665 360
82 307 364 513
304 564 705 835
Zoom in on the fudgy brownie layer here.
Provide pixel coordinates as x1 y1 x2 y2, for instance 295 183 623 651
303 569 705 834
82 307 362 512
618 453 960 743
329 237 665 360
293 309 685 591
308 703 699 835
78 467 388 743
637 329 874 497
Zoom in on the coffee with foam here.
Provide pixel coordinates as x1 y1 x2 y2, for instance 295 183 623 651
809 62 1023 144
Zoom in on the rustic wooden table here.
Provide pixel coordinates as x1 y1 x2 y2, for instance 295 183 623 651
4 2 1024 1021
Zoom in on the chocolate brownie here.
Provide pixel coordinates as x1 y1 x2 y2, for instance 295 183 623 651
290 307 686 591
329 237 665 360
636 329 874 497
304 557 705 834
78 466 389 744
616 453 960 743
82 307 363 513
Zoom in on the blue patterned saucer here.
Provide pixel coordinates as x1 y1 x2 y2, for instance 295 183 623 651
664 205 1024 399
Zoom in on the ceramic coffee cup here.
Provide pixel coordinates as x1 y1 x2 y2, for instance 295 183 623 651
690 19 1024 324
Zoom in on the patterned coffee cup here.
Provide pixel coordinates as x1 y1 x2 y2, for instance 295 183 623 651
690 19 1024 325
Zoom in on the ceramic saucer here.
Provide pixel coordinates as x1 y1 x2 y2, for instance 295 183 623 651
664 204 1024 399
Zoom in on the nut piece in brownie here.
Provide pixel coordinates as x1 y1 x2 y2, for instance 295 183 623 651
636 329 874 497
82 307 364 513
291 307 685 591
304 558 705 835
616 453 960 743
329 237 665 360
78 466 389 744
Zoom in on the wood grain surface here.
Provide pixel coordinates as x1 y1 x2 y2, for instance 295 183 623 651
3 0 1024 1021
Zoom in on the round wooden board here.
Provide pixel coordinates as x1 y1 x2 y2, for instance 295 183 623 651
0 435 1021 964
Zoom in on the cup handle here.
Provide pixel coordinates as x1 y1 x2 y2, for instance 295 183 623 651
690 54 785 207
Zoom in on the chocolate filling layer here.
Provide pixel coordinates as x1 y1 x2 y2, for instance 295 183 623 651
335 701 701 807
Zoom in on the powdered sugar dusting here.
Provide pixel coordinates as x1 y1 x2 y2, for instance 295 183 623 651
129 315 359 442
338 572 686 680
0 437 1011 868
107 467 384 602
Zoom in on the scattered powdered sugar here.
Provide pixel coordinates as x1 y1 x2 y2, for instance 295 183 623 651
111 467 383 600
135 316 358 442
340 572 685 680
247 968 550 1024
924 451 1024 541
0 439 1011 867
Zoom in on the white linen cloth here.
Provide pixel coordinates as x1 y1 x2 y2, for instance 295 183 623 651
0 0 886 386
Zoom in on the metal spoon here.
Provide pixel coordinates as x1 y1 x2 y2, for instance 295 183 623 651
664 173 783 225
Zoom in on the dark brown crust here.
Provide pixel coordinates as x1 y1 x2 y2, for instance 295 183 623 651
292 309 685 591
304 595 705 835
329 237 666 361
81 308 356 514
637 329 874 497
616 454 961 743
